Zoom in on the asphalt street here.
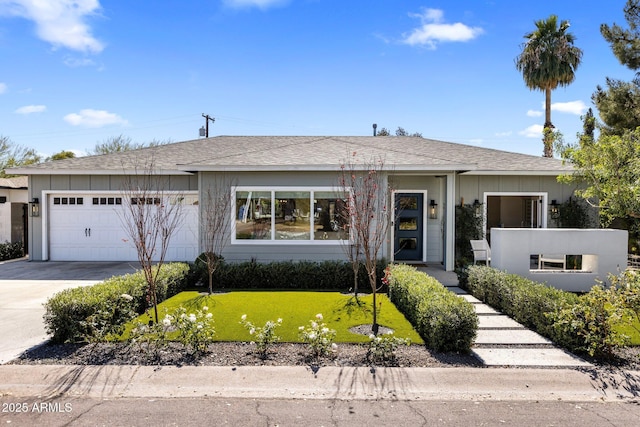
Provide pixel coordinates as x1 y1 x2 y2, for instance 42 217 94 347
2 397 640 427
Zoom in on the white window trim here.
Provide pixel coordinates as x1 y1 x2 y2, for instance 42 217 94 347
231 186 350 245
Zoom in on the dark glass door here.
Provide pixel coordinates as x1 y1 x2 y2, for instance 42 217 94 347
394 193 424 261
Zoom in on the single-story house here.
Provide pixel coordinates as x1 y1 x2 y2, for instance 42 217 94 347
10 136 579 271
0 175 28 248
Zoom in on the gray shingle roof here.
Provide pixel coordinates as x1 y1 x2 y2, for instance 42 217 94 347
0 176 28 188
9 136 573 175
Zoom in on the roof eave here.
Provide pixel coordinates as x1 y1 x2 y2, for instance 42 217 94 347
7 168 194 176
177 164 479 173
460 169 574 176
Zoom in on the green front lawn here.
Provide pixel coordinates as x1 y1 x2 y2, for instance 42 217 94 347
124 291 423 344
616 315 640 345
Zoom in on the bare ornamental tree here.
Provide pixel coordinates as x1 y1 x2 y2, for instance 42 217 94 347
119 156 184 324
337 152 394 335
199 175 236 294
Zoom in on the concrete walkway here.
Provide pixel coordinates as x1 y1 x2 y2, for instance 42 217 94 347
419 265 591 368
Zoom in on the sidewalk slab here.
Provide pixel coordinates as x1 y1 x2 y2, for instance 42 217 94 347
1 365 634 401
472 348 592 367
473 304 501 315
477 315 525 329
458 294 482 303
475 329 552 345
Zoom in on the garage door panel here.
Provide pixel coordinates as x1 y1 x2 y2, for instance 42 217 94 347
48 194 198 262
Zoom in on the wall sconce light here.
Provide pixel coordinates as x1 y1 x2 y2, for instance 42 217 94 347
549 199 560 220
29 197 40 217
429 199 438 219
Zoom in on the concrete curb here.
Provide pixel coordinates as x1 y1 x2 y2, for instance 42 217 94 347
1 365 639 402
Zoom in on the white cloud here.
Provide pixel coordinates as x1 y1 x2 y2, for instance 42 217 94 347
495 131 513 137
519 124 544 138
63 56 96 67
15 104 46 114
551 100 587 115
0 82 6 93
0 0 104 53
468 138 483 145
223 0 289 9
527 110 543 117
64 109 128 127
402 8 483 48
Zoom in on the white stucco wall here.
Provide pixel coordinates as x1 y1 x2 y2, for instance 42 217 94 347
491 228 628 292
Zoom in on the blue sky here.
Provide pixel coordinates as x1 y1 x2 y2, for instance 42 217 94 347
0 0 635 157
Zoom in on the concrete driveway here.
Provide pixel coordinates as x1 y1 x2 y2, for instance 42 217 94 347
0 259 140 364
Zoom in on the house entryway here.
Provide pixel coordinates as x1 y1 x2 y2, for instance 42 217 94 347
485 193 545 243
394 192 425 262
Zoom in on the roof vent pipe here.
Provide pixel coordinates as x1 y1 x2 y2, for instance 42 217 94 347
372 123 377 136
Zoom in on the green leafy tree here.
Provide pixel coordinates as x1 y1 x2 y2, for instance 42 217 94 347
593 78 640 135
515 15 583 157
601 0 640 72
376 127 391 136
88 135 171 155
47 150 76 161
375 126 423 137
593 1 640 135
0 135 41 177
559 127 640 228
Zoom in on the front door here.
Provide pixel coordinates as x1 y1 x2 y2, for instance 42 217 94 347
394 193 424 261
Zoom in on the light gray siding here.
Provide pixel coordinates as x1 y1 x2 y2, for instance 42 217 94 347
457 175 575 204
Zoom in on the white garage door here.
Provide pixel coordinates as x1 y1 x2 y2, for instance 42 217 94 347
48 193 199 262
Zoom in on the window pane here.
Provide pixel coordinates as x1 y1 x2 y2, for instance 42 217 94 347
399 196 418 210
236 191 272 240
399 217 417 230
275 191 311 240
313 191 349 240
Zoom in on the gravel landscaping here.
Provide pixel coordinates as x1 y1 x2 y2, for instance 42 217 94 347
9 341 640 370
8 341 481 368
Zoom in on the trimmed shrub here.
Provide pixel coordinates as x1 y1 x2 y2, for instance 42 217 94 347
191 257 387 292
466 265 577 338
44 262 190 343
465 265 627 359
386 264 478 352
0 241 24 261
549 285 627 358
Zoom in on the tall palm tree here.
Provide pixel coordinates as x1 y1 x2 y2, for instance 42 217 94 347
516 15 583 157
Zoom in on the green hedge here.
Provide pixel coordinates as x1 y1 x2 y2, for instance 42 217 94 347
386 264 478 352
0 241 24 261
465 265 626 359
44 263 190 343
192 258 387 291
465 265 578 338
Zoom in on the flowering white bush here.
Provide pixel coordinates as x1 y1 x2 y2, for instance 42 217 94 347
367 331 410 363
128 311 174 357
240 314 283 357
298 313 337 358
173 306 215 353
